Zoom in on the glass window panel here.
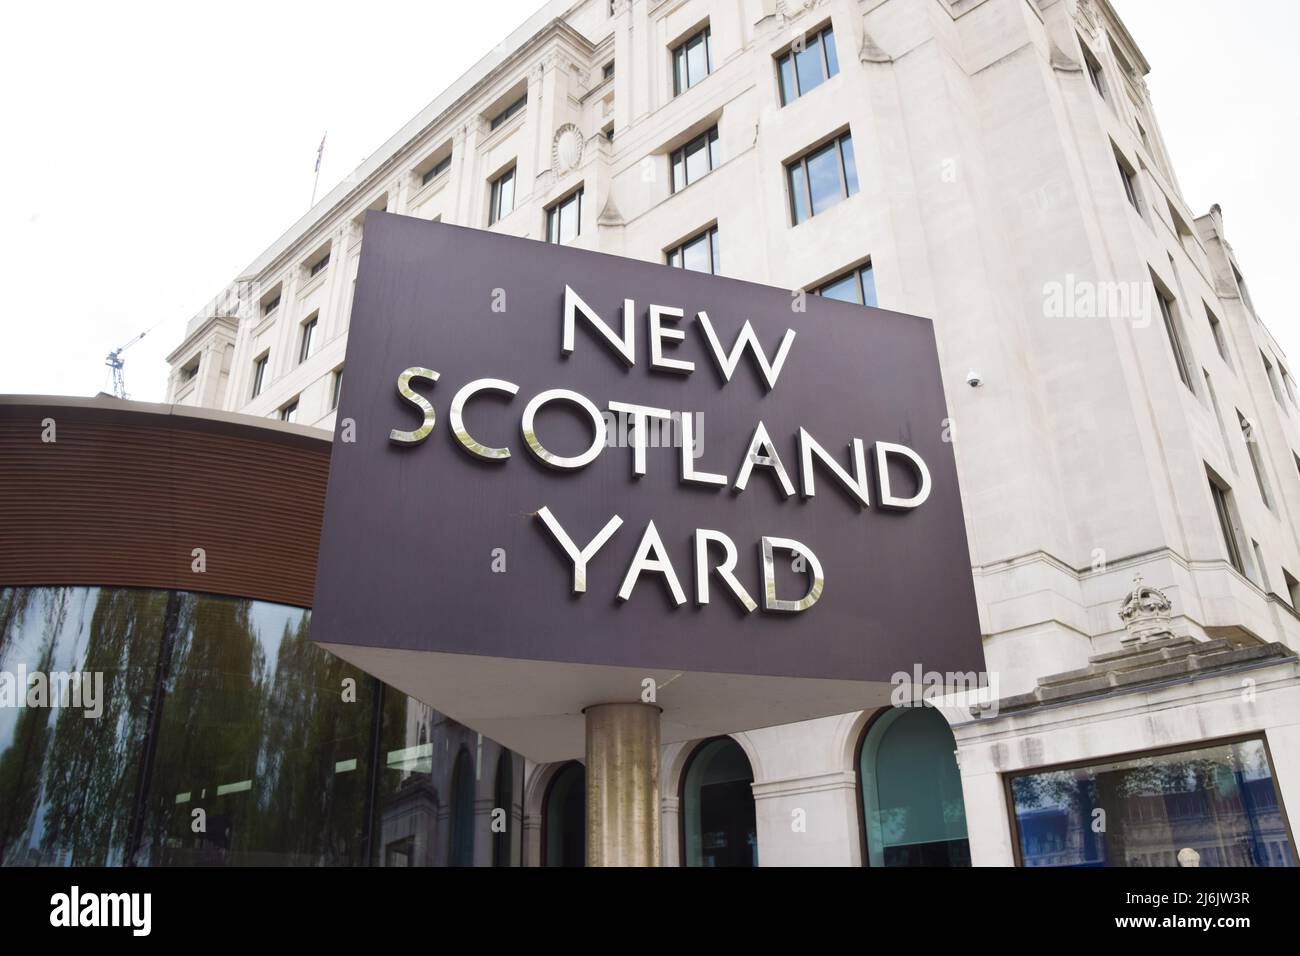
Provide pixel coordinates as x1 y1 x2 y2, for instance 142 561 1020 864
860 264 877 307
544 762 585 866
806 141 844 216
1010 738 1293 867
823 27 839 77
684 135 710 185
491 752 516 867
559 191 580 244
840 134 859 197
0 586 523 869
685 32 708 88
448 749 475 865
680 233 711 273
499 171 515 218
778 54 797 105
794 33 825 96
682 738 757 867
819 273 861 304
788 162 810 224
859 708 970 867
0 587 159 866
136 594 373 866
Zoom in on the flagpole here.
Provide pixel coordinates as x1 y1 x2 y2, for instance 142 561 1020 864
310 131 327 207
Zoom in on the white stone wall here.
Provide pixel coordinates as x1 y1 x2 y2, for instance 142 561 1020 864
166 0 1300 865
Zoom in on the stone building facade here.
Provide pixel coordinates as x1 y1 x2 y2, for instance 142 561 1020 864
162 0 1300 865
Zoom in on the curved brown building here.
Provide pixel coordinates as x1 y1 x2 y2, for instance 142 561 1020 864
0 395 523 867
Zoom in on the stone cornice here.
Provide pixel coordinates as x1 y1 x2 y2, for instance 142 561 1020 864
165 314 239 365
197 11 601 310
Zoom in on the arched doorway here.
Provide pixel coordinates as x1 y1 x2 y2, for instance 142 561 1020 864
491 749 515 866
857 707 970 866
542 761 585 866
447 748 475 866
680 737 757 867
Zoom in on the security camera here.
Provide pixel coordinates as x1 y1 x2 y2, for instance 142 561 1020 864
966 369 983 388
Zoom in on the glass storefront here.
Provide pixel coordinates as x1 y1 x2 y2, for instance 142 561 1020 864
1009 738 1294 867
0 586 520 866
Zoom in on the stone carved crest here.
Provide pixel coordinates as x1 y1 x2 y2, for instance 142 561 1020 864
551 123 584 175
1117 573 1175 645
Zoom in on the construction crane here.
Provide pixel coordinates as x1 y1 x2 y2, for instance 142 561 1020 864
105 330 148 399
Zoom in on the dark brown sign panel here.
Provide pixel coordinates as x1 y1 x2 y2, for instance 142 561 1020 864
317 212 979 674
313 213 981 754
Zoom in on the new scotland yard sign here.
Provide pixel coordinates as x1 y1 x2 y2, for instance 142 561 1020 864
312 213 981 760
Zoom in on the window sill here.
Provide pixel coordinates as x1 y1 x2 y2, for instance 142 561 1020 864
411 170 450 204
298 270 328 299
480 111 526 151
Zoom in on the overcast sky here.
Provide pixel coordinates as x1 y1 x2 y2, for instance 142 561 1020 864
1 0 1295 403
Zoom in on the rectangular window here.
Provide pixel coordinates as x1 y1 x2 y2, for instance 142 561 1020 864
331 368 343 411
1261 351 1287 408
1233 263 1255 313
1205 304 1231 368
1115 151 1141 213
1238 411 1272 509
1082 42 1106 99
489 94 527 131
299 315 318 364
262 294 281 317
670 126 720 192
814 263 877 307
250 353 269 399
1202 370 1235 463
421 154 451 186
1251 540 1270 590
1155 283 1193 391
666 226 720 275
1282 367 1299 407
309 251 331 277
1208 470 1246 575
786 132 858 225
1008 737 1292 867
488 166 516 225
776 24 838 105
1285 569 1300 608
672 26 711 95
546 188 583 245
279 400 299 424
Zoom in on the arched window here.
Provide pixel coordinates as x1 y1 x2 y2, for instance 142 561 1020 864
681 737 757 867
448 748 475 866
857 707 970 866
542 761 585 867
491 749 515 867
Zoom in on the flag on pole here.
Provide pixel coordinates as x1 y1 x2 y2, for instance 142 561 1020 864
315 132 327 173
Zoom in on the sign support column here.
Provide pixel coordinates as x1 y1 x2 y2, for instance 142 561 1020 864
584 702 661 866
